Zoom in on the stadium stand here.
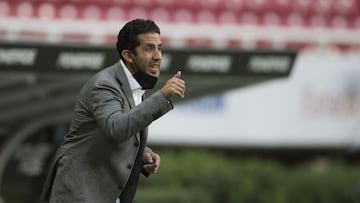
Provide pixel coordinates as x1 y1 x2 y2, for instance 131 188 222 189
0 0 359 51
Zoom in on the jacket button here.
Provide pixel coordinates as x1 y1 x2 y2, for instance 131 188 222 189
127 164 132 169
134 142 139 147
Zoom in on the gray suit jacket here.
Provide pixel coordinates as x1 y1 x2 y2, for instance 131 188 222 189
40 61 173 202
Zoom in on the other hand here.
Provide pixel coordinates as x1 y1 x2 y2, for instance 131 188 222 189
142 152 161 174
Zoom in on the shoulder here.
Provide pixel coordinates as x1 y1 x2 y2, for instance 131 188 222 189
88 64 119 86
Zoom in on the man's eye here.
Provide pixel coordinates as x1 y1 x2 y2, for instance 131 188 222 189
145 46 153 52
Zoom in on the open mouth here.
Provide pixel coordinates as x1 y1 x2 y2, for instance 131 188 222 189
148 64 160 75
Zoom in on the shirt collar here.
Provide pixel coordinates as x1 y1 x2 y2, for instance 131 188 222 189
120 59 143 92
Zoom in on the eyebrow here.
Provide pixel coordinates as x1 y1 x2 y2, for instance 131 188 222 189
145 42 162 46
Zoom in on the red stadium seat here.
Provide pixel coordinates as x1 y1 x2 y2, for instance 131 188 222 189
156 0 175 8
334 0 356 16
285 41 316 51
218 10 238 24
127 7 148 20
262 11 282 26
353 16 360 29
159 36 171 48
225 39 242 49
0 29 6 41
17 30 47 42
286 12 305 27
176 0 200 11
60 32 90 44
199 0 221 10
103 34 117 45
133 0 152 8
239 11 259 25
244 0 267 13
272 0 292 14
330 15 348 29
308 14 329 28
185 38 212 47
0 1 11 17
313 0 334 15
105 6 126 21
16 2 35 18
224 0 245 12
82 5 102 20
58 4 79 19
196 9 216 23
111 0 133 7
150 8 171 22
173 8 194 23
255 39 273 49
292 0 312 15
37 3 56 19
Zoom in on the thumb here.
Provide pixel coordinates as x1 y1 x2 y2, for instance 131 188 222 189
173 71 181 78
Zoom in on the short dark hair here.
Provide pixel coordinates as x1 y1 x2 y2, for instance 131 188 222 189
116 19 160 61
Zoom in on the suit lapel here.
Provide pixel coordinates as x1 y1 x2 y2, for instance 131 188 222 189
113 62 135 108
113 61 140 143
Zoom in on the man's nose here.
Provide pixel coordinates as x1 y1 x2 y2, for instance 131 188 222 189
153 49 161 60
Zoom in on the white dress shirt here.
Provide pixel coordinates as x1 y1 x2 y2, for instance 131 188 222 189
120 60 145 106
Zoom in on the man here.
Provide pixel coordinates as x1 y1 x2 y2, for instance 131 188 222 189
40 19 185 203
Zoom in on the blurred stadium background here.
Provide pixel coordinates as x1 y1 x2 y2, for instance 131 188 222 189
0 0 360 202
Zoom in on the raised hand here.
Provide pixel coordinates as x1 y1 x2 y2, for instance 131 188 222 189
161 71 186 99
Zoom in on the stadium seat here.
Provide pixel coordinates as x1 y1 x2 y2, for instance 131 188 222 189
16 2 35 18
185 38 212 47
37 3 56 19
285 41 315 51
218 10 238 24
133 0 152 8
312 0 334 15
224 0 245 12
239 11 259 25
308 14 329 28
105 6 126 21
81 5 102 20
262 11 282 26
353 16 360 29
225 39 242 49
60 32 90 44
0 1 11 17
156 0 175 8
0 29 7 41
128 7 148 20
331 15 348 29
150 8 171 22
17 30 47 42
334 0 356 16
111 0 133 7
58 4 79 19
255 39 273 49
196 9 217 23
173 8 194 23
272 0 292 14
292 0 312 15
286 12 305 27
199 0 221 10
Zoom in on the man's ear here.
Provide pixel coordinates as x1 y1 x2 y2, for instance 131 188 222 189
121 50 133 63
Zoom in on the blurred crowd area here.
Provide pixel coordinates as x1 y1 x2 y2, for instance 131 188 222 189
0 0 359 52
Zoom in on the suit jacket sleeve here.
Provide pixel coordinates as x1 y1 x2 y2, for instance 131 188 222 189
89 80 173 141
